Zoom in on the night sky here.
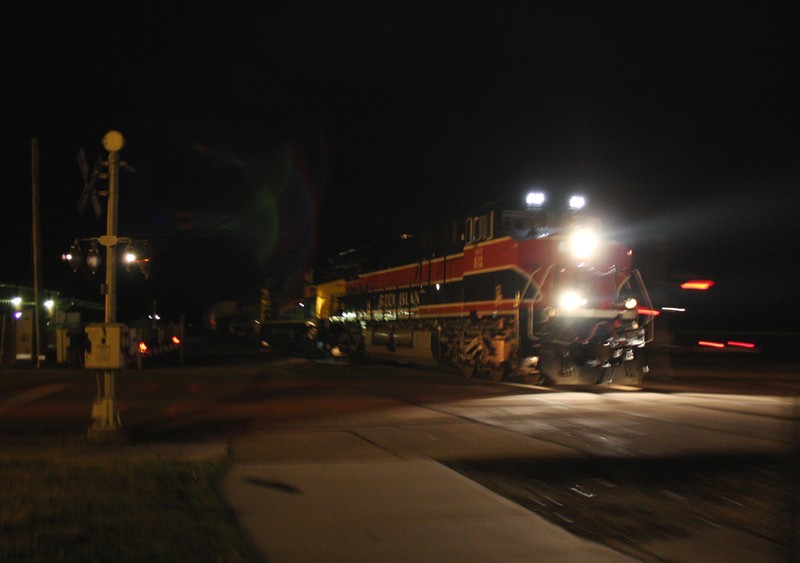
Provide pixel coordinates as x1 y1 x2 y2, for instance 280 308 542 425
3 3 798 322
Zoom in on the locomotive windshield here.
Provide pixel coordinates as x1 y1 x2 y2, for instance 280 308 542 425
486 202 602 244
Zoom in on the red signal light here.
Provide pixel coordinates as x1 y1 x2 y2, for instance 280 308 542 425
727 341 755 349
681 280 715 290
637 308 660 316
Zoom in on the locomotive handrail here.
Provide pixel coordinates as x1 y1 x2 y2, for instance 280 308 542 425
631 268 656 344
616 272 632 293
591 266 619 277
518 265 549 306
615 269 655 331
578 320 617 344
630 269 654 323
520 264 554 340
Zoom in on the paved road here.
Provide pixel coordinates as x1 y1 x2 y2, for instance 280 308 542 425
0 348 797 560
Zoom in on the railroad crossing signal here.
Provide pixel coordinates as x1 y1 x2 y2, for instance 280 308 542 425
86 130 127 444
76 147 103 218
76 144 135 218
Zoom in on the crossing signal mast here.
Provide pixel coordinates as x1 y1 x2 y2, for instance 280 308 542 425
82 130 128 443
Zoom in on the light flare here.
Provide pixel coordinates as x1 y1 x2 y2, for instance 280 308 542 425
559 291 587 310
681 280 715 290
570 230 597 259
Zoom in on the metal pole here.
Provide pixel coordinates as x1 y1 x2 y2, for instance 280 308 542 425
31 138 42 367
103 144 119 427
88 131 125 443
105 147 119 325
0 314 6 367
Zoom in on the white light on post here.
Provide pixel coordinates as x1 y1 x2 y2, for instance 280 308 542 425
124 249 137 266
86 242 102 274
65 240 83 272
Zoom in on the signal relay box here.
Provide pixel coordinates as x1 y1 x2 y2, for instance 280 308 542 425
85 323 129 369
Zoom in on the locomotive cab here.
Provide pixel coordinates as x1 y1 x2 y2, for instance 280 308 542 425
457 194 655 384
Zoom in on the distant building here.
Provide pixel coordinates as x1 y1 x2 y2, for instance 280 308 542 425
0 283 103 365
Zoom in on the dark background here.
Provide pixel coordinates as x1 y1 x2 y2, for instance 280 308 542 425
2 3 798 325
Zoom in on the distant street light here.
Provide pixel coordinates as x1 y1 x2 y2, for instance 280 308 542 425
64 240 83 272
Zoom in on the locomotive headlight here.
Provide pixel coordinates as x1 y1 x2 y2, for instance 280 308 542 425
570 229 598 259
526 191 545 207
624 297 638 310
569 195 586 210
559 291 587 310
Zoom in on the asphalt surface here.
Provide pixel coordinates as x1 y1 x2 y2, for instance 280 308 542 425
1 343 797 561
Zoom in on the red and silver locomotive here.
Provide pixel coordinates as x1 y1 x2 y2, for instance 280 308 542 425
264 193 655 385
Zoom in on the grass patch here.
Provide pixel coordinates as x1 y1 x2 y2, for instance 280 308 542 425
0 460 251 562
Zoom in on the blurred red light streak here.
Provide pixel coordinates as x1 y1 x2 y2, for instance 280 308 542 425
681 280 715 290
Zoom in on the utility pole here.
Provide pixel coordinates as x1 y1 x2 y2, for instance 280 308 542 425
87 130 126 443
31 138 43 367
